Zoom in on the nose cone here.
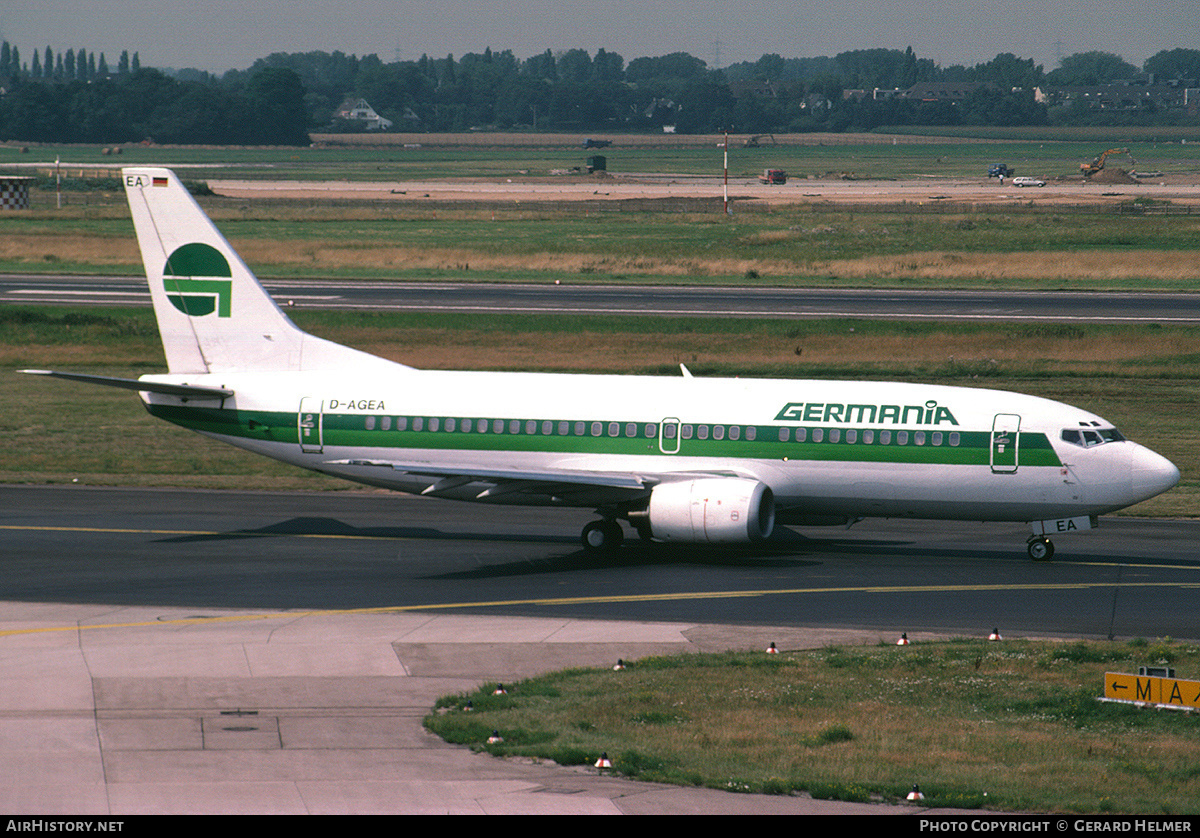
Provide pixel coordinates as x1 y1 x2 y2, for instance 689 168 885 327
1130 444 1180 503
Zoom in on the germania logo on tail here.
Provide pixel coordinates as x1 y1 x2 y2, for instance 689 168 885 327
162 243 233 317
21 167 1181 561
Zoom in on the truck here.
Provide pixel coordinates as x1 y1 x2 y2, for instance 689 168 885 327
758 169 787 185
988 164 1014 179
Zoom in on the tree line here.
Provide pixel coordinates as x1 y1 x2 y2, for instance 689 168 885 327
2 42 1198 145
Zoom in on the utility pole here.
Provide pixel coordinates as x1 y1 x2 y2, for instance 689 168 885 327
723 130 730 215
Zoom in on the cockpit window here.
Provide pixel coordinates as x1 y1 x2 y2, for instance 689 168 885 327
1061 427 1125 448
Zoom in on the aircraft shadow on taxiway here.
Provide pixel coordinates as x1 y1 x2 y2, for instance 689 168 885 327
144 514 1173 578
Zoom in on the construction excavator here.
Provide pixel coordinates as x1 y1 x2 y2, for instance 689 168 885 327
1081 148 1135 177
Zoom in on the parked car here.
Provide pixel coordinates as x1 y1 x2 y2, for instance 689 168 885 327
1012 176 1046 187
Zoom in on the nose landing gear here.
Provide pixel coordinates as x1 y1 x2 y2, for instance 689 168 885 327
1027 536 1054 561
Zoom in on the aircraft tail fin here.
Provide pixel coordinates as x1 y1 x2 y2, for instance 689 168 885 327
123 167 400 374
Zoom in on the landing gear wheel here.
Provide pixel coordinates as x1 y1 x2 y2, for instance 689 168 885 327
1027 538 1054 561
582 520 624 553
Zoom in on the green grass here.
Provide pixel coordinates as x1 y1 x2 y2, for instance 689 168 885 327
3 199 1200 290
424 638 1200 813
1 306 1196 515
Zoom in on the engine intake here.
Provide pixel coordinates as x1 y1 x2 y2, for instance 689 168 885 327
648 478 775 544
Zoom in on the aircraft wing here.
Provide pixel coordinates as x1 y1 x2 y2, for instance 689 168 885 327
326 457 662 503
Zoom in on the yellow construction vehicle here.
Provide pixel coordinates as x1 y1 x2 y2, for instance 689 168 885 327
1081 148 1135 177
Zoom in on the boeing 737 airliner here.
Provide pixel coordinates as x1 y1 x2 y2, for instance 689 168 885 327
23 168 1181 559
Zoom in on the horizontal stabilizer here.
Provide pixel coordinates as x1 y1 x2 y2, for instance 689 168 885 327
18 369 233 399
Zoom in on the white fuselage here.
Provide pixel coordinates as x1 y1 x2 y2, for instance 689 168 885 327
140 364 1179 525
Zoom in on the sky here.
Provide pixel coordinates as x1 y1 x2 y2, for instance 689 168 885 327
1 0 1194 75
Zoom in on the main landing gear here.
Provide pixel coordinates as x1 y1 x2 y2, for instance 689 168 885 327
582 519 624 552
1026 536 1055 561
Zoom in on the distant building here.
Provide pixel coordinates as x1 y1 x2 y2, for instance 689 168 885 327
1046 85 1192 111
335 98 393 130
902 82 990 102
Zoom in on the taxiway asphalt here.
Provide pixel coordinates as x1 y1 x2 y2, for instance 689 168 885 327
2 485 1197 814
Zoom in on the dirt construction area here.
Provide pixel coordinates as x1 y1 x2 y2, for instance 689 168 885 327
209 170 1200 208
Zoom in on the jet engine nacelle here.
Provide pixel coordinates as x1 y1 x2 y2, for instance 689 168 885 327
648 478 775 544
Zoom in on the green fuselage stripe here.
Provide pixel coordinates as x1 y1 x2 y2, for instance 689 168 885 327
148 404 1064 467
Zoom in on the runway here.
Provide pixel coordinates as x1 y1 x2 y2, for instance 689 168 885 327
6 273 1200 323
